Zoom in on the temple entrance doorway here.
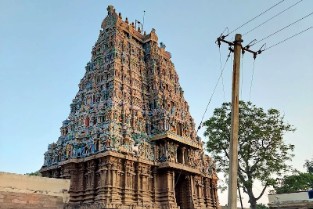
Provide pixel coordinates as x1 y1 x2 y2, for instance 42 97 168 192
174 172 190 209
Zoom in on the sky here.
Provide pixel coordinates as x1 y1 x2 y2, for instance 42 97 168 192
0 0 312 207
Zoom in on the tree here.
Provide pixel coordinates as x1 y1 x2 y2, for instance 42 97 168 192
25 170 41 176
274 172 313 193
304 158 313 174
203 101 295 209
274 158 313 193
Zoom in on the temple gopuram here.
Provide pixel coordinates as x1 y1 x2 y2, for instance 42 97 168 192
40 5 219 209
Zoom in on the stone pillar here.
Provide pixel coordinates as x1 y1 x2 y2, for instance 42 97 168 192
84 160 97 203
104 162 113 204
204 177 213 209
190 175 198 209
197 177 206 209
185 175 194 209
111 158 122 205
123 160 134 205
68 166 79 203
75 163 85 203
142 164 149 205
95 158 107 203
212 179 219 208
210 179 216 208
136 163 143 205
152 167 158 206
141 164 152 205
158 170 177 209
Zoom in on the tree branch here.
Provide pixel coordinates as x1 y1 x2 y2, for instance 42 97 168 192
256 184 268 200
250 157 261 172
238 163 246 174
223 148 230 159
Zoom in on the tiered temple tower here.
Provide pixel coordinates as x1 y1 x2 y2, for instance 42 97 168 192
40 5 219 209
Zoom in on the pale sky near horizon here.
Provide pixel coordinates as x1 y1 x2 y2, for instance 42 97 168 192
0 0 312 207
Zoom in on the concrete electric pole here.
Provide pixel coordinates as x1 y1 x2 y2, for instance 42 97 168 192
217 33 259 209
228 33 242 209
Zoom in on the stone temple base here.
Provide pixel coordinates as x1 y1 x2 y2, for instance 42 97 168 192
64 203 171 209
41 151 219 209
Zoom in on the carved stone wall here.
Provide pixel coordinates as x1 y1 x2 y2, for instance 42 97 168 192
41 5 219 209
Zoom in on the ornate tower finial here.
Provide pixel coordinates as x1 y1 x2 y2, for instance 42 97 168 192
107 5 115 15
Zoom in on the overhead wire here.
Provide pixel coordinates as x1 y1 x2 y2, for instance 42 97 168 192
197 51 232 133
219 47 226 101
243 0 304 36
252 11 313 46
227 0 286 36
262 26 313 51
249 59 256 101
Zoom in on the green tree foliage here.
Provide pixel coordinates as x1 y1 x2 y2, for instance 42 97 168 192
203 101 295 209
25 170 41 176
305 158 313 174
275 172 313 193
256 203 269 209
274 158 313 194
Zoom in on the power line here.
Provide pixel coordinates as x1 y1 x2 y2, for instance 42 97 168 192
219 47 226 101
227 0 286 36
263 26 313 51
243 0 304 36
253 11 313 46
197 51 232 132
249 59 256 101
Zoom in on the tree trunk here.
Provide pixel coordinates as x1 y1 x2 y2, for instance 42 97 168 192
249 198 257 209
237 184 244 209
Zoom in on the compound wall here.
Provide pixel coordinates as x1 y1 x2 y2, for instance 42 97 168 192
0 172 70 209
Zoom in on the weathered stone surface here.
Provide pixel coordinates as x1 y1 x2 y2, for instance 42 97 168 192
0 172 70 209
40 5 219 209
0 192 64 209
268 192 313 209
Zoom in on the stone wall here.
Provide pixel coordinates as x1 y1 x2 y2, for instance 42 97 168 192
0 172 70 209
268 191 313 209
268 191 309 202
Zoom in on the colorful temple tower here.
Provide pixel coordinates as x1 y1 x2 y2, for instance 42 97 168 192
40 5 219 209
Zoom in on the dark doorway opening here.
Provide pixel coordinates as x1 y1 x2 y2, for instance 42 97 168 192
177 147 183 163
174 172 190 209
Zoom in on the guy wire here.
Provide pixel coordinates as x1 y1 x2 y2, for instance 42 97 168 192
197 51 232 132
219 47 226 101
249 59 256 101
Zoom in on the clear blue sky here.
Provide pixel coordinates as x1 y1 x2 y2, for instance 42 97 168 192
0 0 312 206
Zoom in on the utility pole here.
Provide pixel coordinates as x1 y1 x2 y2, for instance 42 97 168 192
217 34 259 209
228 33 241 209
